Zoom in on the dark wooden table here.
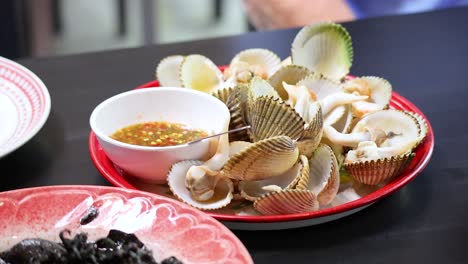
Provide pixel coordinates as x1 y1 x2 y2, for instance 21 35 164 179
2 6 468 264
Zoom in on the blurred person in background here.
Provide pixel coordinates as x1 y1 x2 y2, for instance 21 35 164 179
243 0 468 30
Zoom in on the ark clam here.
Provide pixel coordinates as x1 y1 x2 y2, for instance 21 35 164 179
239 155 309 201
213 84 250 141
224 48 281 85
291 22 353 81
180 54 224 93
154 21 427 216
155 55 184 87
267 64 311 100
254 189 319 215
343 76 392 118
167 160 234 210
303 144 340 206
223 136 299 181
338 109 423 185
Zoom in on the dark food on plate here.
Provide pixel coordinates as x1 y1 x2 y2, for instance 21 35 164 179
111 121 208 147
0 229 183 264
80 205 100 225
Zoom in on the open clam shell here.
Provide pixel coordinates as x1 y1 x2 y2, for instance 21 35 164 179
404 110 428 143
344 153 415 185
248 96 305 142
214 85 250 141
248 76 281 103
351 109 422 156
179 54 224 93
167 160 234 210
239 155 309 201
297 73 343 100
223 136 299 181
230 48 281 78
344 76 392 117
296 102 323 158
267 64 311 100
291 22 353 81
302 101 323 139
305 144 340 206
254 189 318 215
156 55 184 87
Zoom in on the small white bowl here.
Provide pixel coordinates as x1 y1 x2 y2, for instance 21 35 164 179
90 87 230 184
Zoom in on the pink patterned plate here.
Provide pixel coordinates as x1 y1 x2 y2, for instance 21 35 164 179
89 76 434 230
0 56 51 158
0 185 253 264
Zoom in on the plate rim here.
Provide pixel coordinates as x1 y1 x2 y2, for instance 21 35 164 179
0 56 51 158
89 80 434 224
0 184 254 263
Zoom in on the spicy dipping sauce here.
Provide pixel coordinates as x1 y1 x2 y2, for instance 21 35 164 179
110 121 209 147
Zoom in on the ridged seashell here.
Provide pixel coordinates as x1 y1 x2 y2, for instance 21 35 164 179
214 84 250 141
212 86 235 104
296 102 323 158
351 109 421 156
167 160 234 210
156 55 184 87
296 73 343 100
343 76 392 117
223 136 299 181
248 76 281 103
229 141 252 157
291 22 353 81
305 144 340 206
239 155 309 201
294 155 311 190
230 48 281 78
403 110 428 144
344 76 392 106
344 153 415 185
248 96 305 142
254 190 318 215
302 101 323 139
267 64 311 100
179 54 224 93
239 156 309 202
297 135 322 159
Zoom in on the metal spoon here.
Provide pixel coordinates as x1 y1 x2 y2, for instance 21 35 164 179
186 125 251 145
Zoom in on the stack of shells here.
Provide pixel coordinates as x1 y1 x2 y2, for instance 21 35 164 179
155 22 427 215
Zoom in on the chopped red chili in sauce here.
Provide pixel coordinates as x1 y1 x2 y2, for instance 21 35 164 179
111 121 209 147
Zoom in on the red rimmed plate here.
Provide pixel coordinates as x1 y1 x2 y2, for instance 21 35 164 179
0 185 253 264
89 79 434 230
0 56 51 158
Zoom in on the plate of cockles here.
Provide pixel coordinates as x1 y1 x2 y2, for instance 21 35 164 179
89 22 434 230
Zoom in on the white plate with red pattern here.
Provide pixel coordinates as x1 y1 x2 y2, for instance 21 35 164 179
0 56 51 158
0 185 253 264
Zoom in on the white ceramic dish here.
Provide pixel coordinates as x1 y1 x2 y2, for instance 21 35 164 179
90 87 230 183
0 56 51 158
